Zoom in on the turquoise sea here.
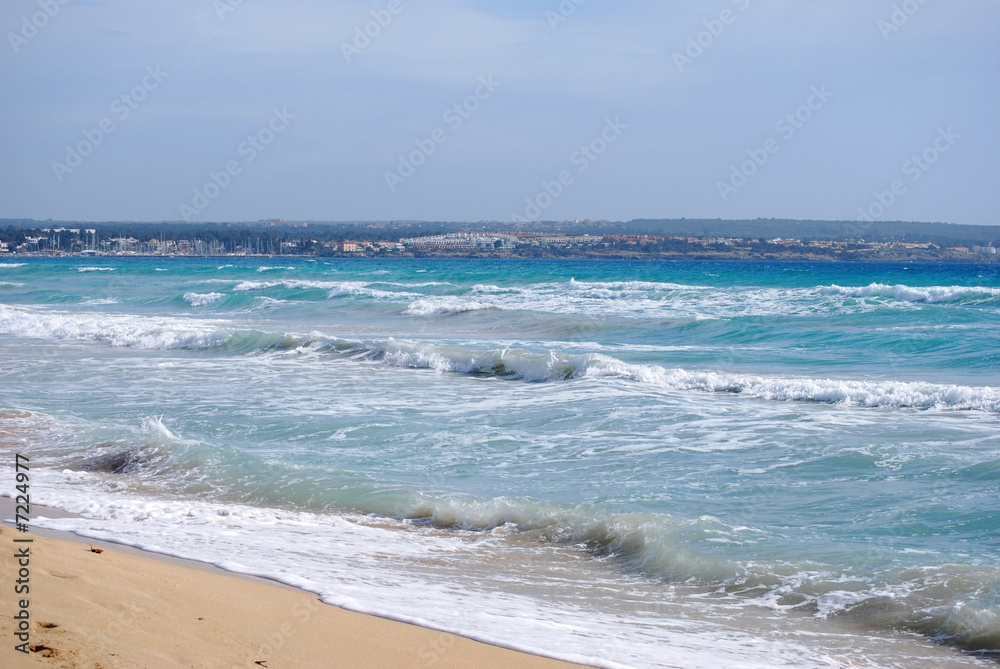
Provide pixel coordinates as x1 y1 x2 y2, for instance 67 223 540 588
1 257 998 668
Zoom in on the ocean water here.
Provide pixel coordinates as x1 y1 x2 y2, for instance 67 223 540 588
1 257 998 668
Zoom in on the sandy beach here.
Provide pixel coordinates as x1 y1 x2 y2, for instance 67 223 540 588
1 502 590 669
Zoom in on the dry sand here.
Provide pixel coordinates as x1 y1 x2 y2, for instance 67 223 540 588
0 507 591 669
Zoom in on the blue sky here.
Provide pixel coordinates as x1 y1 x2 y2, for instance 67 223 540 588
1 0 997 225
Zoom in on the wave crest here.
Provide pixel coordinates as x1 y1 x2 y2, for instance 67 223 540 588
183 292 224 307
2 304 996 413
402 299 499 316
829 283 1000 304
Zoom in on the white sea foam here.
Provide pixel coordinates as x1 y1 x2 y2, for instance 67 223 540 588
232 279 409 300
0 281 23 287
140 414 185 442
466 280 1000 320
249 296 286 310
439 282 862 320
566 278 710 292
3 304 994 414
0 263 26 268
471 284 524 295
234 279 362 292
324 283 408 300
0 304 228 350
367 341 1000 413
81 298 121 305
577 358 1000 413
9 467 921 669
183 292 224 307
178 277 1000 321
234 279 355 293
78 267 115 272
829 283 1000 304
376 281 454 288
402 298 499 316
232 280 275 291
257 265 295 272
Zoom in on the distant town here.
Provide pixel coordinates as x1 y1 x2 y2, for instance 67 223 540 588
1 218 998 262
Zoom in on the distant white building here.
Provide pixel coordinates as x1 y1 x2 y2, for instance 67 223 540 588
401 232 517 250
523 234 603 247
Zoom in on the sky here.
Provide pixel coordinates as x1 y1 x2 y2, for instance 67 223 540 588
1 0 997 225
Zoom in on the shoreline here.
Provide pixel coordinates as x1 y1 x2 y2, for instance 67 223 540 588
1 499 592 669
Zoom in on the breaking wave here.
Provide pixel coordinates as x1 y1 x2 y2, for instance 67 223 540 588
231 279 406 300
393 493 1000 656
21 456 1000 658
364 340 1000 413
183 292 225 307
402 299 500 316
162 277 1000 320
829 283 1000 304
2 304 997 413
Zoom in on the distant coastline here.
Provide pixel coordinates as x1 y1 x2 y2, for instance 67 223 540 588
5 248 997 263
2 217 998 263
